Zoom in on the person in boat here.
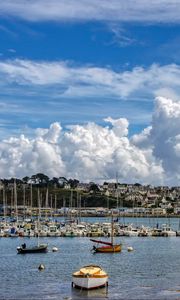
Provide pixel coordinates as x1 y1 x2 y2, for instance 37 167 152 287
22 243 26 249
92 245 97 252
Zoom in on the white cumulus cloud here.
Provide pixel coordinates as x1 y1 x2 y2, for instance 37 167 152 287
150 97 180 178
0 113 163 185
0 82 180 185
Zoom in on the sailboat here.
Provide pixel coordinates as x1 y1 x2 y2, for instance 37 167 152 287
17 189 48 254
90 212 121 253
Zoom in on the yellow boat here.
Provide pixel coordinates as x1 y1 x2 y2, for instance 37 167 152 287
72 265 108 289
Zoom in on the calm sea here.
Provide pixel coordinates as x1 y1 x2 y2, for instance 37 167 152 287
0 217 180 300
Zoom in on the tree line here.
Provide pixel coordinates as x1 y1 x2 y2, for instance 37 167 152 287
1 173 80 189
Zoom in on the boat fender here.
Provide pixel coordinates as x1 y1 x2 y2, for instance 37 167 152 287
38 264 45 271
127 246 134 252
52 247 58 252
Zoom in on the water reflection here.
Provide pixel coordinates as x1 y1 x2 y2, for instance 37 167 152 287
71 286 108 299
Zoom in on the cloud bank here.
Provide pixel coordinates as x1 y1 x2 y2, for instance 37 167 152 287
1 96 180 186
1 59 180 101
0 0 180 23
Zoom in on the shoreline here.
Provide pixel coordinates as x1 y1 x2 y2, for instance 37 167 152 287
1 213 179 218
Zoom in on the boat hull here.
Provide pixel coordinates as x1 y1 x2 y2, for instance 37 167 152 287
94 244 121 253
72 276 108 290
17 244 48 254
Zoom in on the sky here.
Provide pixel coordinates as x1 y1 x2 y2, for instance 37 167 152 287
0 0 180 185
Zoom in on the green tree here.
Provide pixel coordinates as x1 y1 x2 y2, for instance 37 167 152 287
68 178 79 189
22 176 30 184
31 173 49 186
49 177 59 187
89 183 100 194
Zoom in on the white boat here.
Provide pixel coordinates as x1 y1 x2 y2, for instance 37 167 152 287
138 225 152 237
35 225 48 237
47 225 60 237
18 227 34 237
76 224 87 236
64 229 78 237
123 224 139 237
72 265 108 290
23 229 34 237
161 224 176 237
88 224 104 237
0 228 4 237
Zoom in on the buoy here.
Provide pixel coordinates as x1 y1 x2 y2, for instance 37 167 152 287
38 264 45 270
127 246 134 252
52 247 58 252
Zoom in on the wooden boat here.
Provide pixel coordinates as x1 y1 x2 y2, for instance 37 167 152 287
90 212 121 253
17 243 48 254
90 239 121 253
72 265 108 290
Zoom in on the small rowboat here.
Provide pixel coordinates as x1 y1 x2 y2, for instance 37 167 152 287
17 243 48 254
72 265 108 290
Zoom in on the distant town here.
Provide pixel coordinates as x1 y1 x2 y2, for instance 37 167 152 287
0 173 180 217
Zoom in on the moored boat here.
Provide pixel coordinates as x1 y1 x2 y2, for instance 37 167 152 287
17 243 48 254
90 212 121 253
161 224 176 237
72 265 108 289
90 239 121 252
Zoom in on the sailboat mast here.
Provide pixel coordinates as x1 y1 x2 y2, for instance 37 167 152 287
37 188 41 247
116 172 119 211
23 184 26 219
14 179 18 223
70 189 73 220
63 197 66 220
3 186 6 225
50 194 53 219
45 188 49 220
30 183 33 219
54 194 57 218
10 188 13 218
111 211 114 245
79 193 81 223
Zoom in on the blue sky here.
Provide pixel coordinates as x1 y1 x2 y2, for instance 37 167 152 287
1 1 180 184
0 1 180 138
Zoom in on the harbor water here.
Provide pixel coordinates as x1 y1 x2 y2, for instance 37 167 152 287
0 217 180 300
